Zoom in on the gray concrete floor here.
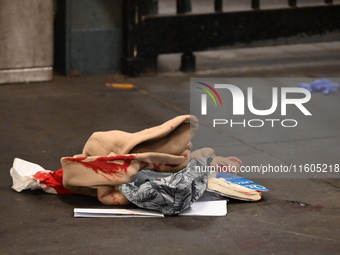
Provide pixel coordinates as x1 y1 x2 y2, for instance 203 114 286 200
1 41 340 254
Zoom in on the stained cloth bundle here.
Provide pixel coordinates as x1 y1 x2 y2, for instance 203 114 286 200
10 115 242 212
11 115 198 204
60 115 197 205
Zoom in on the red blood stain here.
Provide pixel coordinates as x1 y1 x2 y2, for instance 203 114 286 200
111 195 119 205
152 163 162 170
139 160 149 169
110 189 123 205
33 168 74 195
228 157 242 166
66 155 136 176
165 163 180 168
238 190 259 195
183 154 188 158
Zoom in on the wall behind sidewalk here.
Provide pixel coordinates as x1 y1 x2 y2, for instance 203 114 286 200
54 0 122 76
0 0 53 84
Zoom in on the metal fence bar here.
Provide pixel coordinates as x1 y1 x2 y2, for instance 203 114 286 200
288 0 297 7
122 0 159 76
176 0 192 14
215 0 223 12
176 0 195 72
139 5 340 55
122 0 141 76
251 0 260 9
123 1 340 76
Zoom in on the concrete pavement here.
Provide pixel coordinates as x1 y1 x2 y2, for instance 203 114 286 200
1 41 340 254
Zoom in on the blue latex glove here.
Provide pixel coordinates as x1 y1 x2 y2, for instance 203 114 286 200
298 79 339 95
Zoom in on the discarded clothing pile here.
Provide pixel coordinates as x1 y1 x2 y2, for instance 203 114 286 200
10 115 242 215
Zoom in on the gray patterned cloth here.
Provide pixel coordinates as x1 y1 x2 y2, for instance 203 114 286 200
119 158 209 215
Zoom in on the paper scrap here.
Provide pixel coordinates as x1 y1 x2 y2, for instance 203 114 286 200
179 200 227 216
74 208 164 218
74 200 227 218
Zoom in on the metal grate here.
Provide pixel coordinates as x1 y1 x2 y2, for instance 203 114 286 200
122 0 340 76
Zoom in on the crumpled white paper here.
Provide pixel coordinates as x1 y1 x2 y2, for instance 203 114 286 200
10 158 50 192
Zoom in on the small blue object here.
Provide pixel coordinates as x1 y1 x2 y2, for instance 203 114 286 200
298 79 339 95
215 172 269 191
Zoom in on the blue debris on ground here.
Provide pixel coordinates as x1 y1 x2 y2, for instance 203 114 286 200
298 79 339 95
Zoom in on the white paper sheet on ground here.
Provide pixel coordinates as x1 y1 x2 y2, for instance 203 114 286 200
10 158 47 192
179 200 227 216
74 208 164 218
74 200 227 218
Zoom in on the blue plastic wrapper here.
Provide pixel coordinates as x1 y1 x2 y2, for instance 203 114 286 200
298 79 339 95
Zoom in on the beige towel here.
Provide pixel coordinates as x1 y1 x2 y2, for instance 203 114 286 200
61 115 198 204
